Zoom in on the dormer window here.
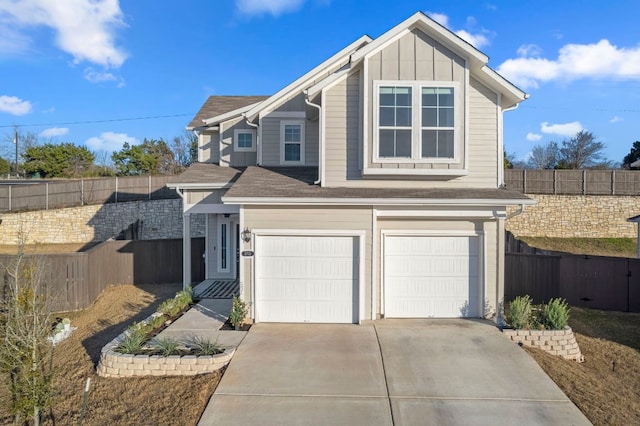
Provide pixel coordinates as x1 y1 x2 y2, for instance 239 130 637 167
234 129 256 152
374 81 459 163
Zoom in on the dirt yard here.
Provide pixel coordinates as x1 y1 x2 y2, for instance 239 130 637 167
525 307 640 426
0 284 222 426
520 237 637 258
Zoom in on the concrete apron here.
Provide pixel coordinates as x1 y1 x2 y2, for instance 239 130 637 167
198 320 591 426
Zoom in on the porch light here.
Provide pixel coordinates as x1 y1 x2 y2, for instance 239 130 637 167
241 227 252 243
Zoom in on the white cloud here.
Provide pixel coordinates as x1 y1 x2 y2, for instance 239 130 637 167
526 132 542 141
235 0 305 16
83 67 125 87
86 131 138 152
0 0 127 68
540 121 583 137
426 12 491 48
0 95 32 115
498 39 640 89
39 127 69 138
610 116 623 123
517 44 542 58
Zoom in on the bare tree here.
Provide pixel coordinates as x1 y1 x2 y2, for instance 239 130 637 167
528 141 559 169
171 130 198 172
558 130 605 169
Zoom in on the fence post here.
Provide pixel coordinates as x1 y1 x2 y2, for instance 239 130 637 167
115 176 118 203
612 170 615 195
46 182 49 210
582 170 586 195
523 169 527 193
148 175 151 200
81 179 84 206
8 185 11 211
553 170 557 194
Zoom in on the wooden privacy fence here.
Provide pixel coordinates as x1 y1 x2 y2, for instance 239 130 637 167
0 238 205 312
504 169 640 195
505 253 640 313
0 175 179 213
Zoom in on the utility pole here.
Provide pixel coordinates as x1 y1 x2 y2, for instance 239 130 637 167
14 126 18 178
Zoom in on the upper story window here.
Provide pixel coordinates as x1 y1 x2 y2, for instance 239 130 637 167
280 120 305 164
374 81 459 163
234 129 256 152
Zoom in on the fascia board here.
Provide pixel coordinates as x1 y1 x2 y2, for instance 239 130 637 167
202 102 262 126
166 182 233 190
477 66 527 106
221 196 537 206
245 35 372 119
306 66 351 97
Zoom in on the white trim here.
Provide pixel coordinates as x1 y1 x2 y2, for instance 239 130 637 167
497 93 504 187
233 128 257 152
464 59 470 171
372 80 461 164
320 90 327 186
306 67 351 97
380 230 485 318
205 214 211 278
202 102 262 126
375 209 504 218
222 196 535 206
252 229 366 324
257 116 263 165
184 203 239 215
371 207 377 320
280 120 306 165
239 207 245 300
167 183 233 190
264 111 306 118
362 167 469 177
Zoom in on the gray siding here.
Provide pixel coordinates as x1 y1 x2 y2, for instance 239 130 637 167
220 118 258 167
260 114 319 167
186 189 225 205
199 132 219 164
274 93 306 112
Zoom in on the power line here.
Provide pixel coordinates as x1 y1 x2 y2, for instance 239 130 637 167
0 113 192 129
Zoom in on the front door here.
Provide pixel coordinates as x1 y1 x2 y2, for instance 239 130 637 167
206 214 238 280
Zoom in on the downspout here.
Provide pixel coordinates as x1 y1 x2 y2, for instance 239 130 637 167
244 114 260 165
499 100 521 188
304 90 322 185
506 204 526 220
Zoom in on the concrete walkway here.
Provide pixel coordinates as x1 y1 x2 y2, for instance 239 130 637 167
155 299 246 349
198 320 591 426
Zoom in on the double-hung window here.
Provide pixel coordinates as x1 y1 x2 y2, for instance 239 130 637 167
280 120 305 164
374 81 458 162
234 129 256 152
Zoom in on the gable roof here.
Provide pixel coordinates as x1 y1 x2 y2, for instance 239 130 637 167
166 162 243 189
187 96 268 130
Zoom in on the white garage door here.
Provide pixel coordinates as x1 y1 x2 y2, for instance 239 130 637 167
255 235 358 323
384 235 480 318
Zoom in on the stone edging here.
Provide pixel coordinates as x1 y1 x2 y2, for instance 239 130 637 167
97 314 234 377
503 326 584 362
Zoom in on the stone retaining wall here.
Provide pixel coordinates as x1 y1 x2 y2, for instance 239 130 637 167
97 315 233 377
0 199 205 244
502 327 584 362
506 194 640 238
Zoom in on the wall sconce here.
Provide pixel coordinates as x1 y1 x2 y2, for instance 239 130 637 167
241 227 252 243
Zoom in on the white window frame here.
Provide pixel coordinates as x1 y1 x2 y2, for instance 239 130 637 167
234 129 256 152
280 120 305 165
373 80 460 164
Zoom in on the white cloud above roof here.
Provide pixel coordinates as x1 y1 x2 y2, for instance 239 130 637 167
498 39 640 89
235 0 305 16
39 127 69 138
426 12 491 48
526 132 542 141
541 121 583 137
86 131 138 152
0 95 32 115
0 0 127 68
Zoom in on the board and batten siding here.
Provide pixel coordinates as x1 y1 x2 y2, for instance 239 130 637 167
366 29 466 171
219 117 258 167
241 205 373 318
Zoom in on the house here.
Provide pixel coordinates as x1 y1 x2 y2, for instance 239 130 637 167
167 12 534 324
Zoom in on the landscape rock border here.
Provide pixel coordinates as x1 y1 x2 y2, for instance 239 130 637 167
503 326 584 362
97 314 233 377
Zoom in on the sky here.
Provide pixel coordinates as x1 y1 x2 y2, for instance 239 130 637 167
0 0 639 166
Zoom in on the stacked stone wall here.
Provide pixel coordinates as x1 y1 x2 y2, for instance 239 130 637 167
506 194 640 238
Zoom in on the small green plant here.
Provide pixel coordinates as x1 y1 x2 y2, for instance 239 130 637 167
151 337 180 356
147 314 166 330
158 299 181 317
189 337 223 356
542 298 570 330
507 295 532 329
116 331 146 354
229 295 248 330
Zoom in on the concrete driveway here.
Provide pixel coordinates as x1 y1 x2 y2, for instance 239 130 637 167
198 320 591 426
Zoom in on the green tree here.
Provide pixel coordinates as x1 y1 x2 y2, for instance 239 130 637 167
622 141 640 169
111 138 176 176
23 143 95 178
558 130 606 169
0 156 10 175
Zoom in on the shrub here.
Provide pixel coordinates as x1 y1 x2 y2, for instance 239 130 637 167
151 337 180 356
189 337 223 356
158 299 181 317
229 295 248 329
542 298 570 330
507 295 532 329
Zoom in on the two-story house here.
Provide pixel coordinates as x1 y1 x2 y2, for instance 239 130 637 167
168 12 534 324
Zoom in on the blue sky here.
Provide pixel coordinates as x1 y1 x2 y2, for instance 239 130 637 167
1 0 639 165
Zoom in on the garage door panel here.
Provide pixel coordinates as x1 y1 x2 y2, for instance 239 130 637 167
385 235 481 318
256 236 358 323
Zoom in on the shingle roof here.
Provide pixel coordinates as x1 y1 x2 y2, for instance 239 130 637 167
223 166 534 203
166 163 243 187
187 96 269 129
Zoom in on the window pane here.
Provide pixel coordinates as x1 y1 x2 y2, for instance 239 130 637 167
439 130 455 158
220 224 227 270
284 125 301 142
379 130 395 157
396 106 411 126
422 88 437 106
396 88 412 106
380 106 395 126
238 133 252 148
396 130 412 157
380 92 395 106
422 130 437 158
438 88 454 106
439 107 454 127
284 143 301 161
422 107 437 127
